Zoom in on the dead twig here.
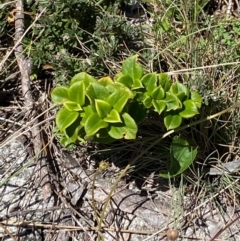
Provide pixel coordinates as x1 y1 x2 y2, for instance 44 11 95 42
14 0 51 200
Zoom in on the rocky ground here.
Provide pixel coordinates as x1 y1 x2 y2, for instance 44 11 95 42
0 138 239 241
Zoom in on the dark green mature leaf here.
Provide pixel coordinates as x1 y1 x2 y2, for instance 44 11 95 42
164 112 182 130
128 101 148 124
51 86 69 104
56 108 79 132
160 136 197 178
122 55 143 81
179 100 199 118
64 117 83 142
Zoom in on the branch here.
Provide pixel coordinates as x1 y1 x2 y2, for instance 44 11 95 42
14 0 51 200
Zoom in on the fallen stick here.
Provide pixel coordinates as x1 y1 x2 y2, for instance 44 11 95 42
14 0 51 200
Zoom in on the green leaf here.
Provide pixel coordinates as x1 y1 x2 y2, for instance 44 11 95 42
122 55 143 81
151 86 165 100
116 74 133 88
104 109 122 123
56 108 79 132
164 92 182 111
164 112 182 130
170 82 189 95
51 86 69 104
143 96 153 108
179 100 199 118
160 136 197 178
60 136 75 148
87 83 110 102
122 113 138 139
98 76 114 86
191 91 202 108
63 101 82 111
81 105 95 126
64 116 83 142
141 73 157 93
161 17 170 31
132 78 144 90
107 91 129 113
152 100 166 114
93 129 116 143
68 81 85 106
108 113 137 140
95 99 112 118
84 113 108 137
158 73 171 91
170 82 189 101
70 72 97 86
128 101 148 124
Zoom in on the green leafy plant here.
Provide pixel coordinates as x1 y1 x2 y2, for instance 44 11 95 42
52 55 202 177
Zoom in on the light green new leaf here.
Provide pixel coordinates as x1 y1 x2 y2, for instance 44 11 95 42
141 73 157 93
70 72 97 86
95 99 112 118
132 78 144 90
68 81 85 106
151 85 165 100
170 82 189 97
108 113 137 140
143 96 152 108
116 74 133 88
164 112 182 130
191 91 202 108
122 55 143 81
51 86 69 104
80 105 95 126
63 101 82 111
87 83 110 102
107 91 129 113
158 73 171 91
84 113 108 136
152 100 166 115
98 76 114 86
179 100 199 118
56 108 79 132
164 92 182 111
104 109 122 123
122 113 138 139
160 136 197 178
